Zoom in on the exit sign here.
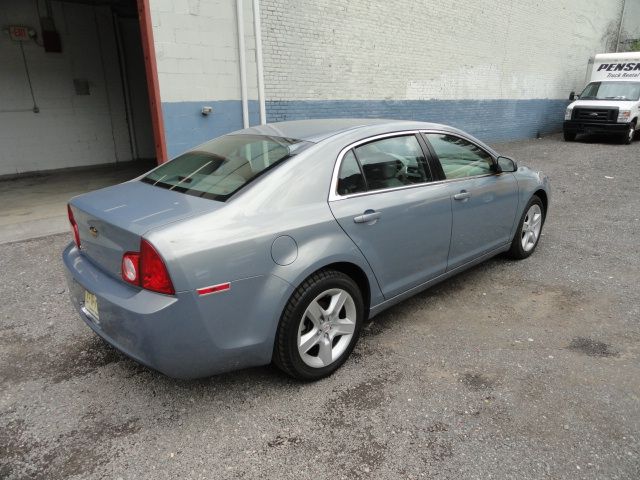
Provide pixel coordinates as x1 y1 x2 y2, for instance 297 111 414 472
9 25 30 41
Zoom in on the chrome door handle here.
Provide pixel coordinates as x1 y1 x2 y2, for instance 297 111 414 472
353 210 381 224
453 190 471 201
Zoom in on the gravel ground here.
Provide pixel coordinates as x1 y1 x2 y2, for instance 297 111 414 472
1 133 639 479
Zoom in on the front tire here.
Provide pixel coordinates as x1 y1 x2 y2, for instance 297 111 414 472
563 131 576 142
622 121 636 145
507 195 545 260
273 269 364 380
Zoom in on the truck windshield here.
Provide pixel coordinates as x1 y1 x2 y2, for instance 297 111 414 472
142 135 313 201
580 81 640 101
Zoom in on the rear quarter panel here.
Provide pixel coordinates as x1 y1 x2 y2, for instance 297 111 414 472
148 139 385 305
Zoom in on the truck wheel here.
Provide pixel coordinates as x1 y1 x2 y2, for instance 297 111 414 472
622 121 636 145
563 131 576 142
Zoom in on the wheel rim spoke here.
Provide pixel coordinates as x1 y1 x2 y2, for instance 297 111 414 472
331 318 355 337
318 337 333 366
305 301 324 328
299 329 320 354
531 213 541 228
326 290 348 318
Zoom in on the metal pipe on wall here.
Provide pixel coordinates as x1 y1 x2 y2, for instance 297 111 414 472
236 0 249 128
93 8 120 163
252 0 266 125
113 13 138 161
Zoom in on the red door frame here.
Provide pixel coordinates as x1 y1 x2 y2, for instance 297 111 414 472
137 0 167 164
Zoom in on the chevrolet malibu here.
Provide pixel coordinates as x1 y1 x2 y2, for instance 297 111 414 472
63 119 550 380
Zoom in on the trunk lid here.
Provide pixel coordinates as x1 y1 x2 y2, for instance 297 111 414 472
69 180 221 279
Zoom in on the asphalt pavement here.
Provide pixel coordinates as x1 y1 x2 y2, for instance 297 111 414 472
1 133 639 479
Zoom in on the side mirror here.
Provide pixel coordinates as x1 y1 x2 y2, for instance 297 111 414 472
496 156 517 173
569 91 577 100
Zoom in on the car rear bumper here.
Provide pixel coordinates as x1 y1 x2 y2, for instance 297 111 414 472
563 120 630 135
62 243 292 379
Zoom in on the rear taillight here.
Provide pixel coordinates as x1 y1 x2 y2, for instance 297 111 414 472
140 240 174 294
121 252 140 285
67 204 81 248
121 239 175 295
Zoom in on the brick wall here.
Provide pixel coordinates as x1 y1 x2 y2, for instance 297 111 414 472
150 0 260 157
261 0 625 101
260 0 628 141
148 0 636 157
621 0 640 48
151 0 258 102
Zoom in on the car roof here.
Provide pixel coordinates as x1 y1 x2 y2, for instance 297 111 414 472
229 118 457 143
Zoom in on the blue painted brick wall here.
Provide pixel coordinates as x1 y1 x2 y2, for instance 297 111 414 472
162 100 260 159
161 98 569 158
265 99 569 144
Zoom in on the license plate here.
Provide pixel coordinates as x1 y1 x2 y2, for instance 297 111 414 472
84 290 99 320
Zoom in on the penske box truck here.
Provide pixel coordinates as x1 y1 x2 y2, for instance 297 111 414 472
564 52 640 144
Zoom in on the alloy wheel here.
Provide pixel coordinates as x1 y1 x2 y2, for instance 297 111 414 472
521 204 543 252
297 288 357 368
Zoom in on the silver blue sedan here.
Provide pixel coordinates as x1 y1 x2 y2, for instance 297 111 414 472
63 119 550 380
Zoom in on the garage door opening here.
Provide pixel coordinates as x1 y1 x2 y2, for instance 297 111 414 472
0 0 162 175
0 0 163 243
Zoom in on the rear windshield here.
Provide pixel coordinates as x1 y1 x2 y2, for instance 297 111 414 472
580 81 640 101
142 134 312 201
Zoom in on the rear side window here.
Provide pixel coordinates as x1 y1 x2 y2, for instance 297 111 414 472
142 134 312 201
337 150 366 196
425 134 494 179
354 135 431 192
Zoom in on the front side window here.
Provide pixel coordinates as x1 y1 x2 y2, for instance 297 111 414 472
425 134 494 179
142 135 312 201
353 135 431 192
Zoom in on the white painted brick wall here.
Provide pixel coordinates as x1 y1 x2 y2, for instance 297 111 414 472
0 1 131 175
260 0 630 101
150 0 259 102
621 0 640 47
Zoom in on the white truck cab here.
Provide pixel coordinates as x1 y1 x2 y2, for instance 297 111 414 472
564 52 640 145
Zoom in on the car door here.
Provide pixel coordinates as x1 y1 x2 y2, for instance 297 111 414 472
423 132 519 270
329 133 452 299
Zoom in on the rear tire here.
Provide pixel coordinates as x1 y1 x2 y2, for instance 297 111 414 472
507 195 545 260
273 269 364 380
563 131 576 142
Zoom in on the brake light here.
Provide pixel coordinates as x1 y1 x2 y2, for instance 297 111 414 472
67 204 81 248
121 239 175 295
140 240 174 294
